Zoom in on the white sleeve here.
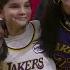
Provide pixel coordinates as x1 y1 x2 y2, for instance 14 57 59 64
46 58 56 70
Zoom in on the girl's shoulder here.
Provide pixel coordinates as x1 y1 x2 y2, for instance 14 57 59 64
30 20 41 41
29 20 40 29
47 58 56 70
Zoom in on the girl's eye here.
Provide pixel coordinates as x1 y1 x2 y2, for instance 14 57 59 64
9 3 20 8
24 3 31 8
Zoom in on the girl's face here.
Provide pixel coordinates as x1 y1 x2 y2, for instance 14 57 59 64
1 0 31 26
61 0 70 15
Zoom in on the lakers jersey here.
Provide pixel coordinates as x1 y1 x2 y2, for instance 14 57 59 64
53 21 70 70
2 20 56 70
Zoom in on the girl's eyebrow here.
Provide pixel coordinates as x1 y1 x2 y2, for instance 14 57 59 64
8 1 30 5
7 3 19 6
24 1 30 4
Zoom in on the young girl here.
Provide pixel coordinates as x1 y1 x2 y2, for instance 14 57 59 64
0 0 56 70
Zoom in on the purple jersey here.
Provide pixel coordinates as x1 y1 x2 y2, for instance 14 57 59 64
53 25 70 70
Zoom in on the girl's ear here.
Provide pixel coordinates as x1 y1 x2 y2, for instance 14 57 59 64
0 10 5 37
0 9 5 37
0 19 8 38
0 9 8 38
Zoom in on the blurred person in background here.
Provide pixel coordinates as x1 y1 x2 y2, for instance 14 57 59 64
39 0 70 70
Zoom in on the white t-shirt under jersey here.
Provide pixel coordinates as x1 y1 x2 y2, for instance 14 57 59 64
2 20 56 70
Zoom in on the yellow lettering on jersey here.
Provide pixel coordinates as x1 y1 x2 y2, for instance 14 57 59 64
55 43 70 54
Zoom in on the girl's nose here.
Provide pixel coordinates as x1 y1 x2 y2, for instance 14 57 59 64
18 7 26 16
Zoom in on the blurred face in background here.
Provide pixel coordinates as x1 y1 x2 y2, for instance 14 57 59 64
61 0 70 15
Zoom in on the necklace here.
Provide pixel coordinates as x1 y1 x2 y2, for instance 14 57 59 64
5 22 35 50
60 20 70 32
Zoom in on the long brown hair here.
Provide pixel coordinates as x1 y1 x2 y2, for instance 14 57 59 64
0 20 8 61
